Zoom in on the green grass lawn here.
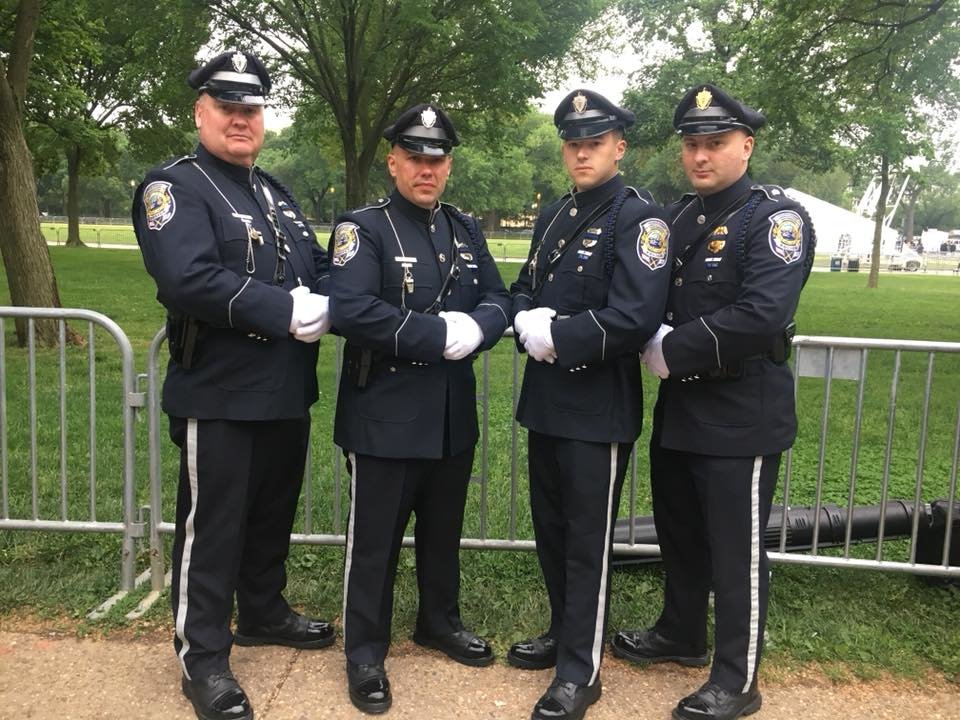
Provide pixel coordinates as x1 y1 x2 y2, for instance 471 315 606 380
1 250 959 682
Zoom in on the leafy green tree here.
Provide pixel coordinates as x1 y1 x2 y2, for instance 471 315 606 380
209 0 613 207
24 0 206 246
0 0 72 345
619 0 960 287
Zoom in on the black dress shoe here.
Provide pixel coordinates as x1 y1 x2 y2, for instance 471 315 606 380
181 671 253 720
508 634 558 670
530 677 601 720
412 628 494 667
347 661 392 715
610 628 708 667
234 610 335 650
672 680 761 720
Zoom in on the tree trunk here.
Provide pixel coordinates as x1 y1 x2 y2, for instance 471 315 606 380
64 143 86 247
867 154 890 289
0 0 80 346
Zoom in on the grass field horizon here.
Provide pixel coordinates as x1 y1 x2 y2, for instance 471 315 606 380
0 249 958 682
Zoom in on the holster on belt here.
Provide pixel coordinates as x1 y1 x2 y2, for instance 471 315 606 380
167 311 200 369
772 321 796 364
344 344 381 389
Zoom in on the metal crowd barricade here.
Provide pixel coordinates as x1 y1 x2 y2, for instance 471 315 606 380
770 335 960 578
0 307 142 594
144 330 959 593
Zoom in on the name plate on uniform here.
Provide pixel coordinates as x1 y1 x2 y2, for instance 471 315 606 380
394 256 418 264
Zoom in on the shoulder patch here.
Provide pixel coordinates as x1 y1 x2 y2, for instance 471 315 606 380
636 217 670 271
332 222 361 266
768 210 804 264
142 181 176 231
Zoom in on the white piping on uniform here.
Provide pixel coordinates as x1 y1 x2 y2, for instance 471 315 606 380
539 198 572 244
699 316 721 369
341 451 358 650
394 310 412 356
588 442 619 687
191 162 240 214
587 310 607 361
383 209 407 257
175 419 200 680
228 277 252 328
743 455 763 693
478 302 509 326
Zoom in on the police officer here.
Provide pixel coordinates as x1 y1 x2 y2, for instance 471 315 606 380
328 103 510 714
507 89 671 720
611 84 815 720
133 51 335 720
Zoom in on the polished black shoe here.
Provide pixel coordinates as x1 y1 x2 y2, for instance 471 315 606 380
347 661 392 715
530 677 601 720
181 671 253 720
412 627 494 667
672 680 761 720
234 610 335 650
508 634 558 670
610 628 708 667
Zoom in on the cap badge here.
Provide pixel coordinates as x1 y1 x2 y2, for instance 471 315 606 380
573 92 588 113
231 52 247 73
695 88 712 110
421 107 437 128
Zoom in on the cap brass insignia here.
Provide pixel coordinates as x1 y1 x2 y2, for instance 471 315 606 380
231 52 247 73
421 107 437 128
573 92 588 113
695 88 712 110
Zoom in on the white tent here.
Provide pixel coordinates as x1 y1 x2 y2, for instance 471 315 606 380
784 187 899 257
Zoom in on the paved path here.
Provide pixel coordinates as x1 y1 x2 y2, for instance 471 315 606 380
1 631 957 719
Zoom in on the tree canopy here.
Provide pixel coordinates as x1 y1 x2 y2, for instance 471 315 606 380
209 0 612 206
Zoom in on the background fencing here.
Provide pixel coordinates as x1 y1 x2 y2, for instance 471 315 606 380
1 307 957 615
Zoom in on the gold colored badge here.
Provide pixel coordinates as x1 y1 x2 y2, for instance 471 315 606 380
573 92 588 113
695 88 712 110
582 238 598 248
708 239 726 254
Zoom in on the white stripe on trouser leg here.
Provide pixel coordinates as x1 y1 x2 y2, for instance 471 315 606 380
588 442 619 687
743 455 763 693
341 451 358 649
176 419 200 680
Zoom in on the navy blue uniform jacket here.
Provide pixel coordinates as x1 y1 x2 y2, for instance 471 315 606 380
656 173 812 456
510 174 672 444
133 143 328 421
328 191 510 459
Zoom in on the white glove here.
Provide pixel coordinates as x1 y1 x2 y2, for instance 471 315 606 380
289 286 329 337
294 294 331 343
517 307 557 363
640 322 673 379
440 311 483 360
